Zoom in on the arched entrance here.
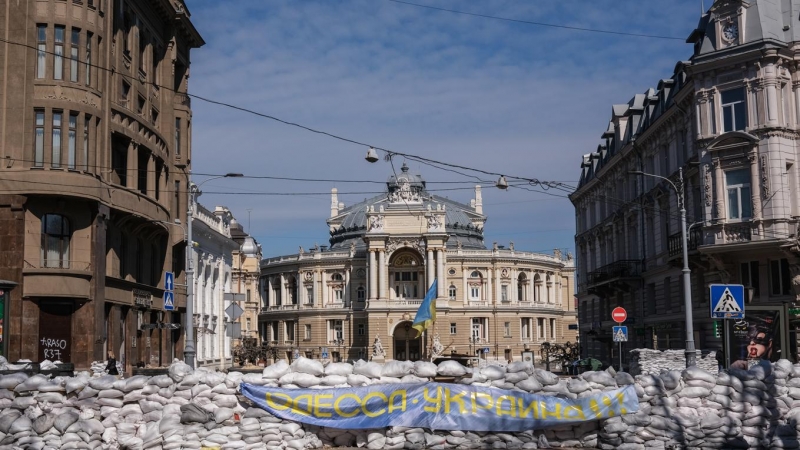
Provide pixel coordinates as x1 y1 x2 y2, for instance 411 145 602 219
393 321 422 361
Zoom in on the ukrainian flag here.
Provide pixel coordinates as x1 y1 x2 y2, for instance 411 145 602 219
412 279 438 338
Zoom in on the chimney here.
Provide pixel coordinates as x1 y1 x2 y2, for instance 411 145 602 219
331 188 339 217
474 185 483 214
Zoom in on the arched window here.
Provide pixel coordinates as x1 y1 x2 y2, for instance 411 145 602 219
546 274 553 303
470 271 481 278
517 273 527 301
468 271 482 300
331 273 344 281
41 214 70 268
449 285 457 299
533 273 543 302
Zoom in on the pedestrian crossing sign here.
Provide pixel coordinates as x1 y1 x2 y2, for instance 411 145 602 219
613 326 628 342
163 291 175 311
710 284 744 319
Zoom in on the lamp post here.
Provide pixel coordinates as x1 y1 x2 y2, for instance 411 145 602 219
630 167 695 367
185 172 244 368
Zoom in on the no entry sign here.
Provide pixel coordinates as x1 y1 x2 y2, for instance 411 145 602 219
611 307 627 323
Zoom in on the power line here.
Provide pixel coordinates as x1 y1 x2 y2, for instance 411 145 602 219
0 35 575 197
385 0 686 41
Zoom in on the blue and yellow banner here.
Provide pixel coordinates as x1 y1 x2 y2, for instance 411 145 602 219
240 382 638 431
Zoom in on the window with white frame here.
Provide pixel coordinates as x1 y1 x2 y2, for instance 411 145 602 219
469 270 481 300
471 318 487 342
537 318 545 339
725 169 752 220
550 318 557 339
52 112 62 168
504 322 511 337
328 320 343 343
34 110 44 167
70 28 80 83
449 285 456 299
450 322 457 334
521 318 532 340
304 324 311 340
334 288 343 302
721 88 747 132
285 321 295 343
393 271 418 299
771 258 792 296
269 321 279 342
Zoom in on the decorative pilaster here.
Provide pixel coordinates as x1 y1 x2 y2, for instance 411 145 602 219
436 249 444 298
378 250 386 300
369 250 377 300
427 248 434 289
714 158 725 221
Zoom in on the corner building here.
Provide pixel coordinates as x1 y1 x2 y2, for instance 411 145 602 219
571 0 800 367
0 0 203 371
259 165 576 364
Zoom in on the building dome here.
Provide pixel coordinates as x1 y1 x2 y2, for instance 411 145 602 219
327 165 486 250
241 235 260 257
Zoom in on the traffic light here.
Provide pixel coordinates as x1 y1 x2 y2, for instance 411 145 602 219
713 321 721 339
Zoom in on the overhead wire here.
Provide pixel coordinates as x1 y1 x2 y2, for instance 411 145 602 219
384 0 687 41
0 35 574 197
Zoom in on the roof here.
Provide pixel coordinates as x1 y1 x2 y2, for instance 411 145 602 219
328 165 487 250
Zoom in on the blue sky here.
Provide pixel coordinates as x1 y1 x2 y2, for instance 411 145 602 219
185 0 702 257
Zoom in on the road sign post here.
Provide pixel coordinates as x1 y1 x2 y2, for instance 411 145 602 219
611 307 627 370
710 284 745 319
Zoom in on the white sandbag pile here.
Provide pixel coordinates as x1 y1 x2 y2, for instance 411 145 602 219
3 355 800 449
629 348 718 375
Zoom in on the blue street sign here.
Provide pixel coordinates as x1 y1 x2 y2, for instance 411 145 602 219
165 272 174 292
483 347 490 354
710 284 744 319
612 326 628 342
163 291 175 311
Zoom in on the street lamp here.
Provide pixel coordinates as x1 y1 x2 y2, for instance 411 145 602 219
184 172 244 368
630 167 695 367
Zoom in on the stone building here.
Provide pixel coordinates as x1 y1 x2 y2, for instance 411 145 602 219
0 0 203 371
230 220 263 346
191 204 238 370
259 165 576 365
570 0 800 367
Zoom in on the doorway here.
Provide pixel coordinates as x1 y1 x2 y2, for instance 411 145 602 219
393 321 421 361
38 301 73 362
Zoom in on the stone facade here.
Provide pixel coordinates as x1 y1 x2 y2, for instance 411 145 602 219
571 0 800 367
230 220 263 348
0 0 203 372
191 204 239 369
259 165 577 365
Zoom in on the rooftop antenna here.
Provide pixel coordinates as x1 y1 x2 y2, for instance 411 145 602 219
701 0 704 15
247 209 252 231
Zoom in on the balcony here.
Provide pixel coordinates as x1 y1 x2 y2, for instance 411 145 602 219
174 93 191 108
585 260 642 296
668 227 703 258
22 260 93 300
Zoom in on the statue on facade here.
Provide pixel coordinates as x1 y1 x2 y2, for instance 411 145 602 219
350 241 356 255
372 335 386 359
567 252 573 261
427 215 441 231
509 242 514 251
430 332 444 361
369 215 384 231
298 246 304 254
554 249 562 260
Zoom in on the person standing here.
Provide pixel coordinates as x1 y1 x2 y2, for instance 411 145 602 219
106 351 119 377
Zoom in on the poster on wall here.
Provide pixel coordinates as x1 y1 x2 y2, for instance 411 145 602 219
728 308 781 370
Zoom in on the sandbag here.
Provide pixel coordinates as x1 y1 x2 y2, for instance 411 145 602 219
293 373 321 388
124 376 150 393
290 357 324 376
321 375 348 386
533 369 559 386
262 360 290 379
437 360 467 377
65 377 88 394
354 362 383 379
506 361 534 374
382 360 414 378
481 365 505 381
0 373 29 390
168 360 193 382
325 362 354 376
180 403 212 424
53 410 79 433
88 375 117 391
31 414 54 434
413 361 438 378
14 374 49 393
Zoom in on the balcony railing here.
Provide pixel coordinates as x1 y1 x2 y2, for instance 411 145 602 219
174 93 191 107
668 227 703 257
586 260 642 287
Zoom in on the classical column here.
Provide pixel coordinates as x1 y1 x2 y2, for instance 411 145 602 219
749 150 763 220
321 271 328 306
369 250 377 300
427 248 434 289
462 268 468 302
345 268 351 306
494 266 500 304
378 250 386 300
714 158 725 221
436 249 444 297
279 273 286 306
511 269 518 302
